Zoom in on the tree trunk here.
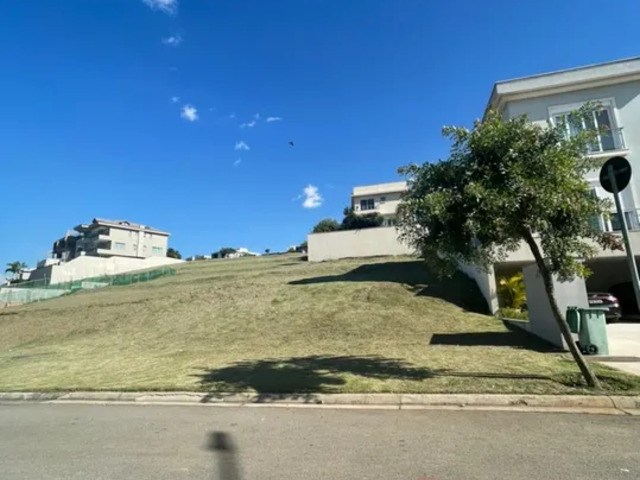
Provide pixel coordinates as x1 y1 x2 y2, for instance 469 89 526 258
522 231 601 389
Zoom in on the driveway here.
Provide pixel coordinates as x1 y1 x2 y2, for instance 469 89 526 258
602 323 640 375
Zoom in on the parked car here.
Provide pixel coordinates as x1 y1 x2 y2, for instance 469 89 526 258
587 292 622 323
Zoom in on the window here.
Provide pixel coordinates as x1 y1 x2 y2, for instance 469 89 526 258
152 247 163 255
133 243 138 251
380 196 386 202
550 100 623 153
360 199 375 211
114 242 125 250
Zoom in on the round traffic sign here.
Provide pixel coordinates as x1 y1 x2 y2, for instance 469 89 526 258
600 156 632 193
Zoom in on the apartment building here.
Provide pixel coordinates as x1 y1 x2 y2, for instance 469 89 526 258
52 218 170 261
351 181 408 226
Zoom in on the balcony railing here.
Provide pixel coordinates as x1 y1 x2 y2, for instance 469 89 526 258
594 209 640 232
587 127 626 154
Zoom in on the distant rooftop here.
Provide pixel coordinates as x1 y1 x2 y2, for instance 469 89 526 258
75 218 170 236
486 56 640 112
352 181 408 197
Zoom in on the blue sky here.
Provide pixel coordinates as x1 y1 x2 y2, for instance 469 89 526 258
2 0 640 268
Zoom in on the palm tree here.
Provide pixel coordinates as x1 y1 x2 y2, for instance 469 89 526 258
5 261 28 280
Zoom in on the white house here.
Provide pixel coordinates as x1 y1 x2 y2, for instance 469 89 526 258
470 57 640 315
351 181 408 226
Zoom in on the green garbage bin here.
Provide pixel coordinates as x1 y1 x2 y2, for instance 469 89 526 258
578 308 609 355
566 306 580 334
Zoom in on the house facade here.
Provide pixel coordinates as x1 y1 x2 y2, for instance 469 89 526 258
351 181 408 226
487 56 640 233
52 218 170 262
473 57 640 315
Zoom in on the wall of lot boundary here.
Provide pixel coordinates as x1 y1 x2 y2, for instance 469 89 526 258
308 227 413 262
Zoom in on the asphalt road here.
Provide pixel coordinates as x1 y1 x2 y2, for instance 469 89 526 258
1 404 639 480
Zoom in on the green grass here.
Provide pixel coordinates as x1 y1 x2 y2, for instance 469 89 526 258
0 254 637 395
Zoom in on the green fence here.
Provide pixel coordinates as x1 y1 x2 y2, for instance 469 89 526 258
1 265 176 307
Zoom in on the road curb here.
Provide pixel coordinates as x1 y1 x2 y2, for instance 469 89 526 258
1 391 639 413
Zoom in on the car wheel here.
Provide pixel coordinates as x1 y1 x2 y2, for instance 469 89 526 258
587 344 599 355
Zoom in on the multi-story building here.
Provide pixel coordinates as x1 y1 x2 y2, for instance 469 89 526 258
468 57 640 317
351 181 408 226
486 57 640 232
52 218 170 261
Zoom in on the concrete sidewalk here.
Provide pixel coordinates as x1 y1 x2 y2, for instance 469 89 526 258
601 323 640 376
1 391 639 415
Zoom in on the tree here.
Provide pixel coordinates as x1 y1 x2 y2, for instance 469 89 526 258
265 248 271 254
5 261 27 279
218 247 237 258
341 207 384 230
312 218 341 233
397 108 622 389
167 248 182 259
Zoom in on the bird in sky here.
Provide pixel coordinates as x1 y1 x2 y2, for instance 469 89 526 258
288 141 295 147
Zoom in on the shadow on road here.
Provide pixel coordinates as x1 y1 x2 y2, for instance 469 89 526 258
193 355 554 400
206 432 241 480
288 261 489 314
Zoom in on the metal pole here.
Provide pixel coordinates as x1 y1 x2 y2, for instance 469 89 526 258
608 164 640 313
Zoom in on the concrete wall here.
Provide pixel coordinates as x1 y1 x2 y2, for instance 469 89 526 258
458 263 499 314
523 263 589 347
502 231 640 264
503 80 640 215
28 256 183 285
308 227 413 262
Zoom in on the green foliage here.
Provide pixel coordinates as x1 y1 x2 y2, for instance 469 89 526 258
499 307 529 321
498 272 526 309
265 248 271 254
397 108 622 280
167 248 182 259
300 240 308 249
341 207 384 231
312 218 341 233
397 106 624 389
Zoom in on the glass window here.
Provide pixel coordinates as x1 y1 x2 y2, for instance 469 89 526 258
114 242 125 250
380 196 386 202
152 247 163 255
554 104 619 153
360 199 375 211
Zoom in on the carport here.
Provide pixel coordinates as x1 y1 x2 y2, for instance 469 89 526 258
584 256 640 317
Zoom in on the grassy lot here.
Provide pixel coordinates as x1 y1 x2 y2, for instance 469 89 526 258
0 254 637 394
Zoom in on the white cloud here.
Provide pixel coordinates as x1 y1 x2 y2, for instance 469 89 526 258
240 120 257 128
228 113 236 119
302 185 323 209
171 96 180 103
233 158 242 167
235 141 250 151
142 0 178 14
162 35 183 46
253 113 260 120
266 116 282 122
180 104 198 122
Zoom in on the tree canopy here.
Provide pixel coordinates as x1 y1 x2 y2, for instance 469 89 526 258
340 207 384 230
5 261 27 275
167 248 182 259
312 218 341 233
397 108 622 388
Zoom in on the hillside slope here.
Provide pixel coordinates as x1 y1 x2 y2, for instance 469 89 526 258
0 255 636 393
